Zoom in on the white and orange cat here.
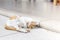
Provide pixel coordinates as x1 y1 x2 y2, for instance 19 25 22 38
5 16 40 33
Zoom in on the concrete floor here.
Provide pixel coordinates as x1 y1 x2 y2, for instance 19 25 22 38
1 15 60 40
1 0 60 40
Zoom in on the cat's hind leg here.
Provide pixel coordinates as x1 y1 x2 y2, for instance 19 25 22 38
5 24 16 31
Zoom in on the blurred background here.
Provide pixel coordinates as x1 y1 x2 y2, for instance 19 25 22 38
0 0 60 20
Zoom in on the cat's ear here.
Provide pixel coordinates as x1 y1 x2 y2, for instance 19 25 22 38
9 16 17 20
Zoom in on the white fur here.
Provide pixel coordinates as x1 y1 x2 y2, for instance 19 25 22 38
6 16 40 32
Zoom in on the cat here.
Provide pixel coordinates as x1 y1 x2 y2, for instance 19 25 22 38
5 16 40 33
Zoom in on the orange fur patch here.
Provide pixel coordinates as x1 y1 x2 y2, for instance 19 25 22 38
9 16 17 20
28 21 37 29
5 24 16 31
